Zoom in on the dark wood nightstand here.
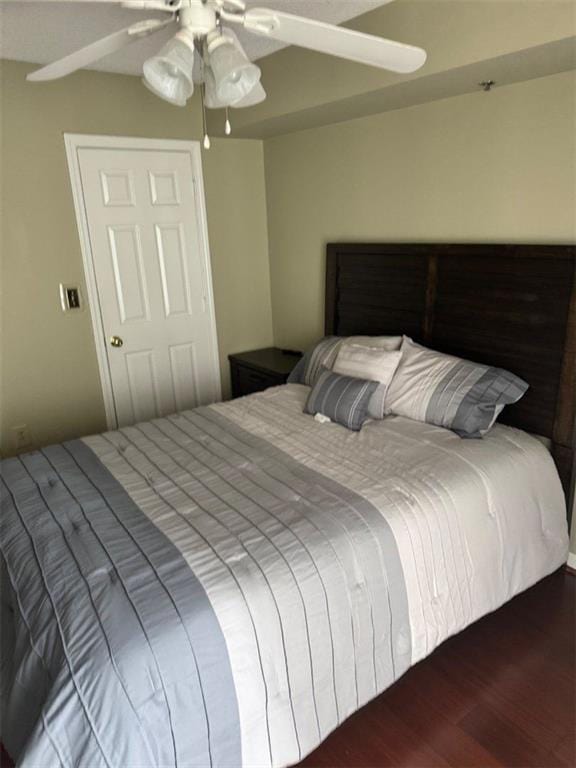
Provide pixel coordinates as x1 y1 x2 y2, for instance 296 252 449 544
229 347 302 398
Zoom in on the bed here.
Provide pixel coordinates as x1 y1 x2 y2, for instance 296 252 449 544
1 243 574 768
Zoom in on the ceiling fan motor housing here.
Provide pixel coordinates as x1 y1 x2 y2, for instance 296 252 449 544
180 3 217 37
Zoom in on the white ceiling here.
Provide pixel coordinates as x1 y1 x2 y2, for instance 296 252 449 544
0 1 390 76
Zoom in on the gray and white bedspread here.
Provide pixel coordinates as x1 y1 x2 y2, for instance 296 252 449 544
0 385 569 768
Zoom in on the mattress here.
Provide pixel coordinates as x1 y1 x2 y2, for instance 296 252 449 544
0 384 569 768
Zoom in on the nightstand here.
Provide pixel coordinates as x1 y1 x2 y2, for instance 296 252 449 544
229 347 302 398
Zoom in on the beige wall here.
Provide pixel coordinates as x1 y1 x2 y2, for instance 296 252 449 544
264 71 576 350
264 69 576 553
0 59 272 456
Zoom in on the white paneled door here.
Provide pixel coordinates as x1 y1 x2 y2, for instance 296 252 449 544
67 136 221 428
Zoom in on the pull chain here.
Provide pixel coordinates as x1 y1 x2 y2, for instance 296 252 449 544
225 106 232 136
201 83 211 149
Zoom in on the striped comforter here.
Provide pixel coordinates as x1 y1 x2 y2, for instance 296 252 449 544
0 384 569 768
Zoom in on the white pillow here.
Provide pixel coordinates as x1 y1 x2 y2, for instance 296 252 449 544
346 335 402 352
289 335 403 388
333 343 402 419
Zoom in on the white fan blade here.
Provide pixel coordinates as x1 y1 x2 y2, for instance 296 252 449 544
241 8 426 74
27 17 174 82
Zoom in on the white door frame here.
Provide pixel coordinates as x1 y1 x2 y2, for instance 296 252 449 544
64 133 222 430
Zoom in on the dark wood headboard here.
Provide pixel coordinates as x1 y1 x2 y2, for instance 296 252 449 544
325 243 576 507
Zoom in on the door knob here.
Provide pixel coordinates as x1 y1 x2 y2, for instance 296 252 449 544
110 335 124 348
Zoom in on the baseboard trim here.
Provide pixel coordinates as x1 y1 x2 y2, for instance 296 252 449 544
567 552 576 573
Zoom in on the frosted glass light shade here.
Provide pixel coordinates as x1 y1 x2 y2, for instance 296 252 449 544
232 81 266 108
203 66 226 109
143 35 195 107
204 63 266 110
142 77 187 107
207 30 261 105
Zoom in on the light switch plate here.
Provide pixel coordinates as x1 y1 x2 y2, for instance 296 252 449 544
59 283 83 312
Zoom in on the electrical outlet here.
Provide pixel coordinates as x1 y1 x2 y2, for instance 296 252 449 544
12 425 33 452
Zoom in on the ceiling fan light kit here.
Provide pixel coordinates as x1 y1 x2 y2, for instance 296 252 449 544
142 30 195 105
19 0 427 147
206 28 261 105
232 79 266 108
203 62 266 110
142 71 187 106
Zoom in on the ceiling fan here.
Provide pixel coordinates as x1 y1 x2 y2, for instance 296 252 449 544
16 0 427 144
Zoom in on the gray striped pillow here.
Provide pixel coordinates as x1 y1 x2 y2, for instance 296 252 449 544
305 368 379 431
288 336 343 386
386 337 529 437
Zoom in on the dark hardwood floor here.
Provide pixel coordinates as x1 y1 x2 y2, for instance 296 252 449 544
2 570 574 768
298 570 575 768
